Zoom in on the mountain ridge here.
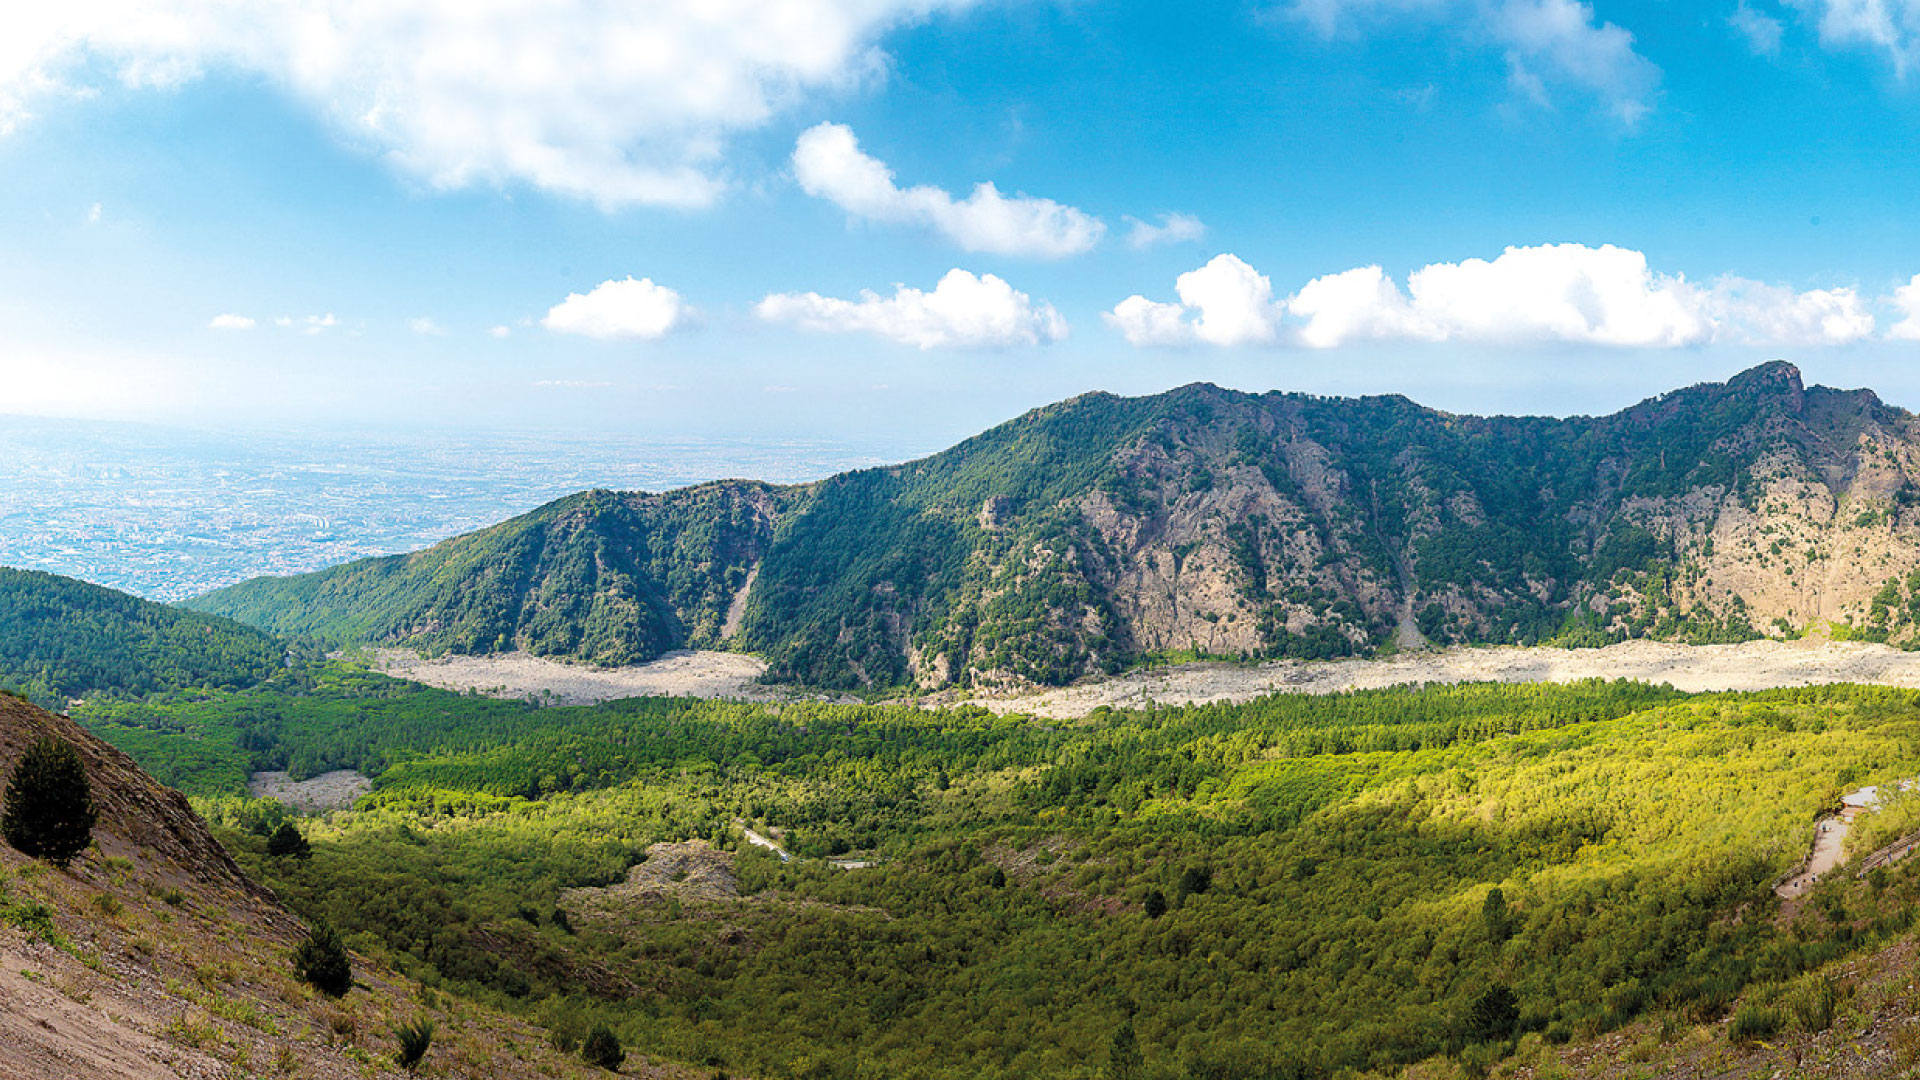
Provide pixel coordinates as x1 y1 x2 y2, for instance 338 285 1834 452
187 362 1920 690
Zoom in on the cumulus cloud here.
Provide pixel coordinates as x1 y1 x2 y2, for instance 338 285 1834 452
1106 254 1282 347
207 313 254 330
408 316 446 336
0 1 973 209
1124 212 1207 249
543 277 686 340
792 122 1104 257
756 268 1067 348
488 325 513 339
1282 0 1659 121
1109 244 1884 349
1890 274 1920 341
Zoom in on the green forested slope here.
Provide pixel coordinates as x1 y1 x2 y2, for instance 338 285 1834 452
189 363 1920 689
189 482 793 665
0 567 282 704
83 670 1920 1079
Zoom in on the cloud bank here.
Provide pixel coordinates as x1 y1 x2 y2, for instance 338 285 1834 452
0 1 973 208
756 268 1067 348
1108 244 1885 348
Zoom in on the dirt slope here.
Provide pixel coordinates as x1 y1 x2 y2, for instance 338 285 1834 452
0 691 705 1079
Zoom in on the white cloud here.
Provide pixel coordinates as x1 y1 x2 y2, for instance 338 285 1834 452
207 313 254 330
1288 265 1443 348
1124 212 1207 250
85 201 101 224
756 268 1067 348
1787 0 1920 73
1708 278 1875 345
792 122 1104 257
1731 2 1787 56
1396 243 1710 347
1111 244 1884 349
0 1 974 209
1889 274 1920 340
543 277 686 340
488 325 513 339
408 316 446 336
1105 254 1283 347
1283 0 1659 121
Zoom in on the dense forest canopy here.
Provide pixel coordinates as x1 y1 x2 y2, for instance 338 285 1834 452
78 666 1920 1079
0 567 283 706
187 364 1920 691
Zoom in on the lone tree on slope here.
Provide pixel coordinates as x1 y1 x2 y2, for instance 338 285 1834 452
293 921 353 997
2 737 97 865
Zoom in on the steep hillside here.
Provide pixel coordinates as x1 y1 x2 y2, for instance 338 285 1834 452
191 362 1920 690
0 690 696 1079
0 567 283 705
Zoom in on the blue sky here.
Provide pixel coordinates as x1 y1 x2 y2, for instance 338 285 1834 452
2 0 1919 453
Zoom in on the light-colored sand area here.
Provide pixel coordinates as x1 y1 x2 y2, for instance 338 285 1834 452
370 638 1920 719
247 768 372 812
372 647 794 706
972 638 1920 718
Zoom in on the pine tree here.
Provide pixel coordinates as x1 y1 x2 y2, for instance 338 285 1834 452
1465 983 1520 1043
267 821 311 860
581 1024 625 1071
292 922 353 997
2 737 97 866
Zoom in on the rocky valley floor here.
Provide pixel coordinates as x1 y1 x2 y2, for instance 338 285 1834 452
375 638 1920 718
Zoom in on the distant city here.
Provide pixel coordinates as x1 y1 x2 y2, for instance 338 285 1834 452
0 414 898 601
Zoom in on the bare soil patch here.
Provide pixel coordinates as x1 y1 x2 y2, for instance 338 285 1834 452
371 648 799 706
247 769 371 813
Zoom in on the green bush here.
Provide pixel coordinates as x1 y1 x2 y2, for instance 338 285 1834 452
581 1024 625 1071
1790 978 1838 1033
1729 1002 1782 1043
2 737 97 865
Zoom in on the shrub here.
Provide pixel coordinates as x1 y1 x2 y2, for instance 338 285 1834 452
391 1017 435 1070
1729 1002 1782 1043
2 737 97 865
266 822 311 860
292 922 353 997
1789 978 1838 1033
1144 890 1167 919
582 1024 625 1071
